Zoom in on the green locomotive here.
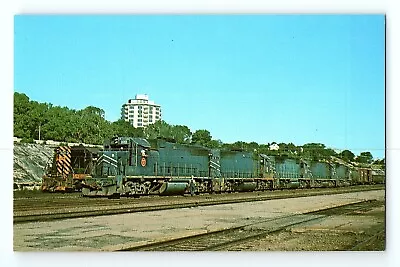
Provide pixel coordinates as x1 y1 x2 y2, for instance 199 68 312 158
81 136 381 198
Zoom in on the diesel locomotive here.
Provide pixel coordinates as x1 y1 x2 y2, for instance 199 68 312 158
41 145 100 192
79 136 378 198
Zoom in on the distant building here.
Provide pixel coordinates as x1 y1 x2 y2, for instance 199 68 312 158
269 143 279 151
121 94 162 127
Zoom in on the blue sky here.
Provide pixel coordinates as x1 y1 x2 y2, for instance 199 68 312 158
14 15 385 158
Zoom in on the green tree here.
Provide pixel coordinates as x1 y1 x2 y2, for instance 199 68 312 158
77 106 107 143
81 106 105 118
231 141 247 151
171 125 192 144
41 106 72 142
302 143 328 161
14 91 114 144
206 139 223 149
14 92 34 138
192 129 212 146
356 151 373 164
373 158 385 168
144 120 173 141
339 150 355 162
110 119 143 140
248 141 259 151
258 144 270 155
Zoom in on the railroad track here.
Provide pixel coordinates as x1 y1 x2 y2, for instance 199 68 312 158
349 229 386 251
13 195 317 223
120 200 382 251
13 185 384 224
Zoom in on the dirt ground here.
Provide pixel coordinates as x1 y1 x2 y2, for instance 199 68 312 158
227 201 385 251
13 189 385 251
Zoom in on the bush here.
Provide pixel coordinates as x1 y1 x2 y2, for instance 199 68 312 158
20 137 35 144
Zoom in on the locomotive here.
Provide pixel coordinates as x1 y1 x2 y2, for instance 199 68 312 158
80 136 377 198
41 145 100 192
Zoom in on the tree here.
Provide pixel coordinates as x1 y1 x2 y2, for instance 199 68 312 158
339 150 355 162
356 151 373 164
192 129 212 146
14 91 114 144
206 139 223 149
144 120 172 140
14 92 33 138
286 142 298 153
110 119 143 140
171 125 192 144
373 158 385 168
248 142 259 151
230 141 247 151
81 106 105 118
41 106 71 142
301 143 336 161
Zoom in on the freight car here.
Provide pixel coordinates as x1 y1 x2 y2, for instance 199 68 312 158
371 168 385 184
41 145 100 192
81 137 364 198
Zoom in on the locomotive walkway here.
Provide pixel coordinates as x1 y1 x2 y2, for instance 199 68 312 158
13 189 384 251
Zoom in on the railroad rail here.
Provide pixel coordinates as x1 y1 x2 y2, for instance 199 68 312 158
349 229 385 251
14 185 384 224
120 200 382 251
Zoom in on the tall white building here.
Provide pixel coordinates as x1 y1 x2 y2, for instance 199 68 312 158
121 94 162 127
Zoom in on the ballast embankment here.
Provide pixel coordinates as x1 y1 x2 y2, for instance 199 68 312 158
13 143 53 184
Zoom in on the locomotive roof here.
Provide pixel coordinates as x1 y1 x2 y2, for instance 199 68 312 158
110 137 151 148
130 137 151 148
55 144 101 154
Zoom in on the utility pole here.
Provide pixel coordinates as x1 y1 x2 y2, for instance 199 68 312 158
39 125 41 142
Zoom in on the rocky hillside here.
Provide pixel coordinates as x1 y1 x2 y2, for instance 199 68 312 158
13 143 53 183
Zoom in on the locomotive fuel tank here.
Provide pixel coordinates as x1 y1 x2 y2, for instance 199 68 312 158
232 181 257 192
159 182 188 196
